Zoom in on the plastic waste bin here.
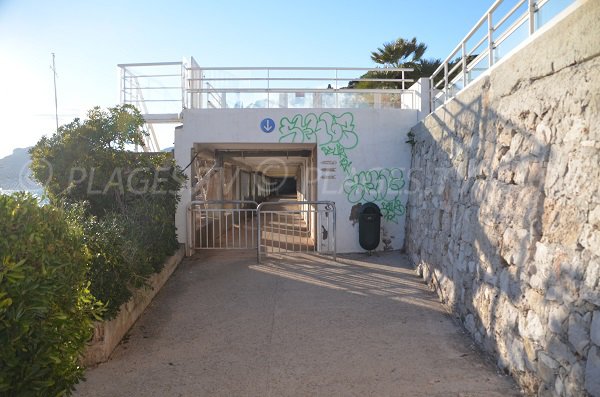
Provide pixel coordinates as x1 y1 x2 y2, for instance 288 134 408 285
359 202 382 251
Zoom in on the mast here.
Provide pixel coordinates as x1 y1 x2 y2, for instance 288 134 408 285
51 53 58 133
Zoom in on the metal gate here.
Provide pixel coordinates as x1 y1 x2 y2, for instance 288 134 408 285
257 201 336 262
187 200 259 254
188 200 336 262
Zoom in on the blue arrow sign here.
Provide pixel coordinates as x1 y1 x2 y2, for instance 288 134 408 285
260 118 275 133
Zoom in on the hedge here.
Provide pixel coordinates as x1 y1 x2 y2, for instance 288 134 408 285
0 193 101 396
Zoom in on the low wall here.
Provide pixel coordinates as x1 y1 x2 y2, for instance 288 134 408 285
405 1 599 395
83 246 185 366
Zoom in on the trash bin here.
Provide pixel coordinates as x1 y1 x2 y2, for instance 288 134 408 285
359 202 382 251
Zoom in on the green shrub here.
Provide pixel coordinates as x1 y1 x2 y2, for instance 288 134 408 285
0 193 101 396
29 105 184 321
83 198 180 319
83 215 139 320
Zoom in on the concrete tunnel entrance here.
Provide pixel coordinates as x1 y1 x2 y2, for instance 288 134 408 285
187 143 326 254
190 143 316 204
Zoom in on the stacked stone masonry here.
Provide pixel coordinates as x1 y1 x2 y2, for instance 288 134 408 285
405 1 600 395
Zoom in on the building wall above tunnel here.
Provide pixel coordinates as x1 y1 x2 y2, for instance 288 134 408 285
175 108 419 253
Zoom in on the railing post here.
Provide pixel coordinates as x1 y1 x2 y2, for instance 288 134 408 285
119 67 125 105
181 63 186 110
186 204 193 256
332 203 336 262
528 0 536 35
401 69 405 90
462 42 468 89
444 62 449 103
488 12 494 67
257 205 262 263
267 69 270 109
429 77 434 112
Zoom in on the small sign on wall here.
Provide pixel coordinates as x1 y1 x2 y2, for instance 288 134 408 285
260 118 275 133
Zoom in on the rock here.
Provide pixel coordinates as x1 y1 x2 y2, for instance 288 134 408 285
589 205 600 228
508 336 526 372
501 227 531 266
498 300 519 331
591 311 600 347
579 224 600 257
465 313 477 335
568 313 590 355
585 346 600 396
547 335 577 366
538 351 559 384
548 304 569 334
582 258 600 305
519 310 545 344
554 375 565 397
467 261 476 273
529 242 554 291
564 361 585 397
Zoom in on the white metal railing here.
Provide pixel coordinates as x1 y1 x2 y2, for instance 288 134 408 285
118 61 184 119
118 61 419 115
257 201 336 263
430 0 574 110
185 66 415 110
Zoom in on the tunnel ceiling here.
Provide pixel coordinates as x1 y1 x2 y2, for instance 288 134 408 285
196 143 314 178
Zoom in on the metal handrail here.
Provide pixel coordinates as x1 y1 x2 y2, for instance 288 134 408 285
119 61 418 112
430 0 573 111
189 200 258 207
257 200 336 263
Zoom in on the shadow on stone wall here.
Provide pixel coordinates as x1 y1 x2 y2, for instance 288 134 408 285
404 47 599 396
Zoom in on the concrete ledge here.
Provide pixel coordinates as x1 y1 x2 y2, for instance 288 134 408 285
82 245 185 366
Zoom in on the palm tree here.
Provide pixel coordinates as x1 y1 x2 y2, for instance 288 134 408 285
349 37 439 90
370 37 427 69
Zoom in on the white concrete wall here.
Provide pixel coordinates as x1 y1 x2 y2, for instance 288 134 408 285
175 108 418 253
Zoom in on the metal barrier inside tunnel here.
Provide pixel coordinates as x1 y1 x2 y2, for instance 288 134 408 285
257 200 336 263
187 200 336 262
188 200 258 253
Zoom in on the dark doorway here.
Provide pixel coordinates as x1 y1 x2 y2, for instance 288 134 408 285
274 177 297 195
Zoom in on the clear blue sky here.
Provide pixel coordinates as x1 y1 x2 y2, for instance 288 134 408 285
0 0 494 158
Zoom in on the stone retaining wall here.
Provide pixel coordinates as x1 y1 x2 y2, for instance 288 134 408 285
405 1 599 395
83 246 185 366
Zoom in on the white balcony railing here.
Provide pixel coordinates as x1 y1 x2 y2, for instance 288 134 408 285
118 60 419 120
430 0 575 111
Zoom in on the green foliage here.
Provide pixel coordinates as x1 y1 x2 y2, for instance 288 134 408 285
29 105 185 320
349 36 442 89
82 194 180 319
82 215 137 320
370 37 427 68
0 193 101 396
29 104 148 216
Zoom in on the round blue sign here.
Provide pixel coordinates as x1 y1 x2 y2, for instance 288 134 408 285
260 118 275 133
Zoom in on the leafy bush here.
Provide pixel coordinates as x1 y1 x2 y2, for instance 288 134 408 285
0 193 101 396
30 105 184 320
83 215 139 320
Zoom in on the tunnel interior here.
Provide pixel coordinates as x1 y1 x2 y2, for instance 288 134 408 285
190 143 316 204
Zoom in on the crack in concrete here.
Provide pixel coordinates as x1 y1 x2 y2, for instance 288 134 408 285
501 50 600 98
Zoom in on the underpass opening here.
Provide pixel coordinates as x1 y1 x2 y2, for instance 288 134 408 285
187 143 336 260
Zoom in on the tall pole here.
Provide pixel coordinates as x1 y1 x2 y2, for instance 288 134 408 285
51 53 58 133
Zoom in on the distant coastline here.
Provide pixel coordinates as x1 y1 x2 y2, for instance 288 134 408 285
0 147 43 194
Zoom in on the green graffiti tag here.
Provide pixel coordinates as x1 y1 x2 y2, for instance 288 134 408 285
279 112 357 176
279 112 358 150
321 143 352 175
380 195 406 223
277 112 407 222
343 168 406 223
